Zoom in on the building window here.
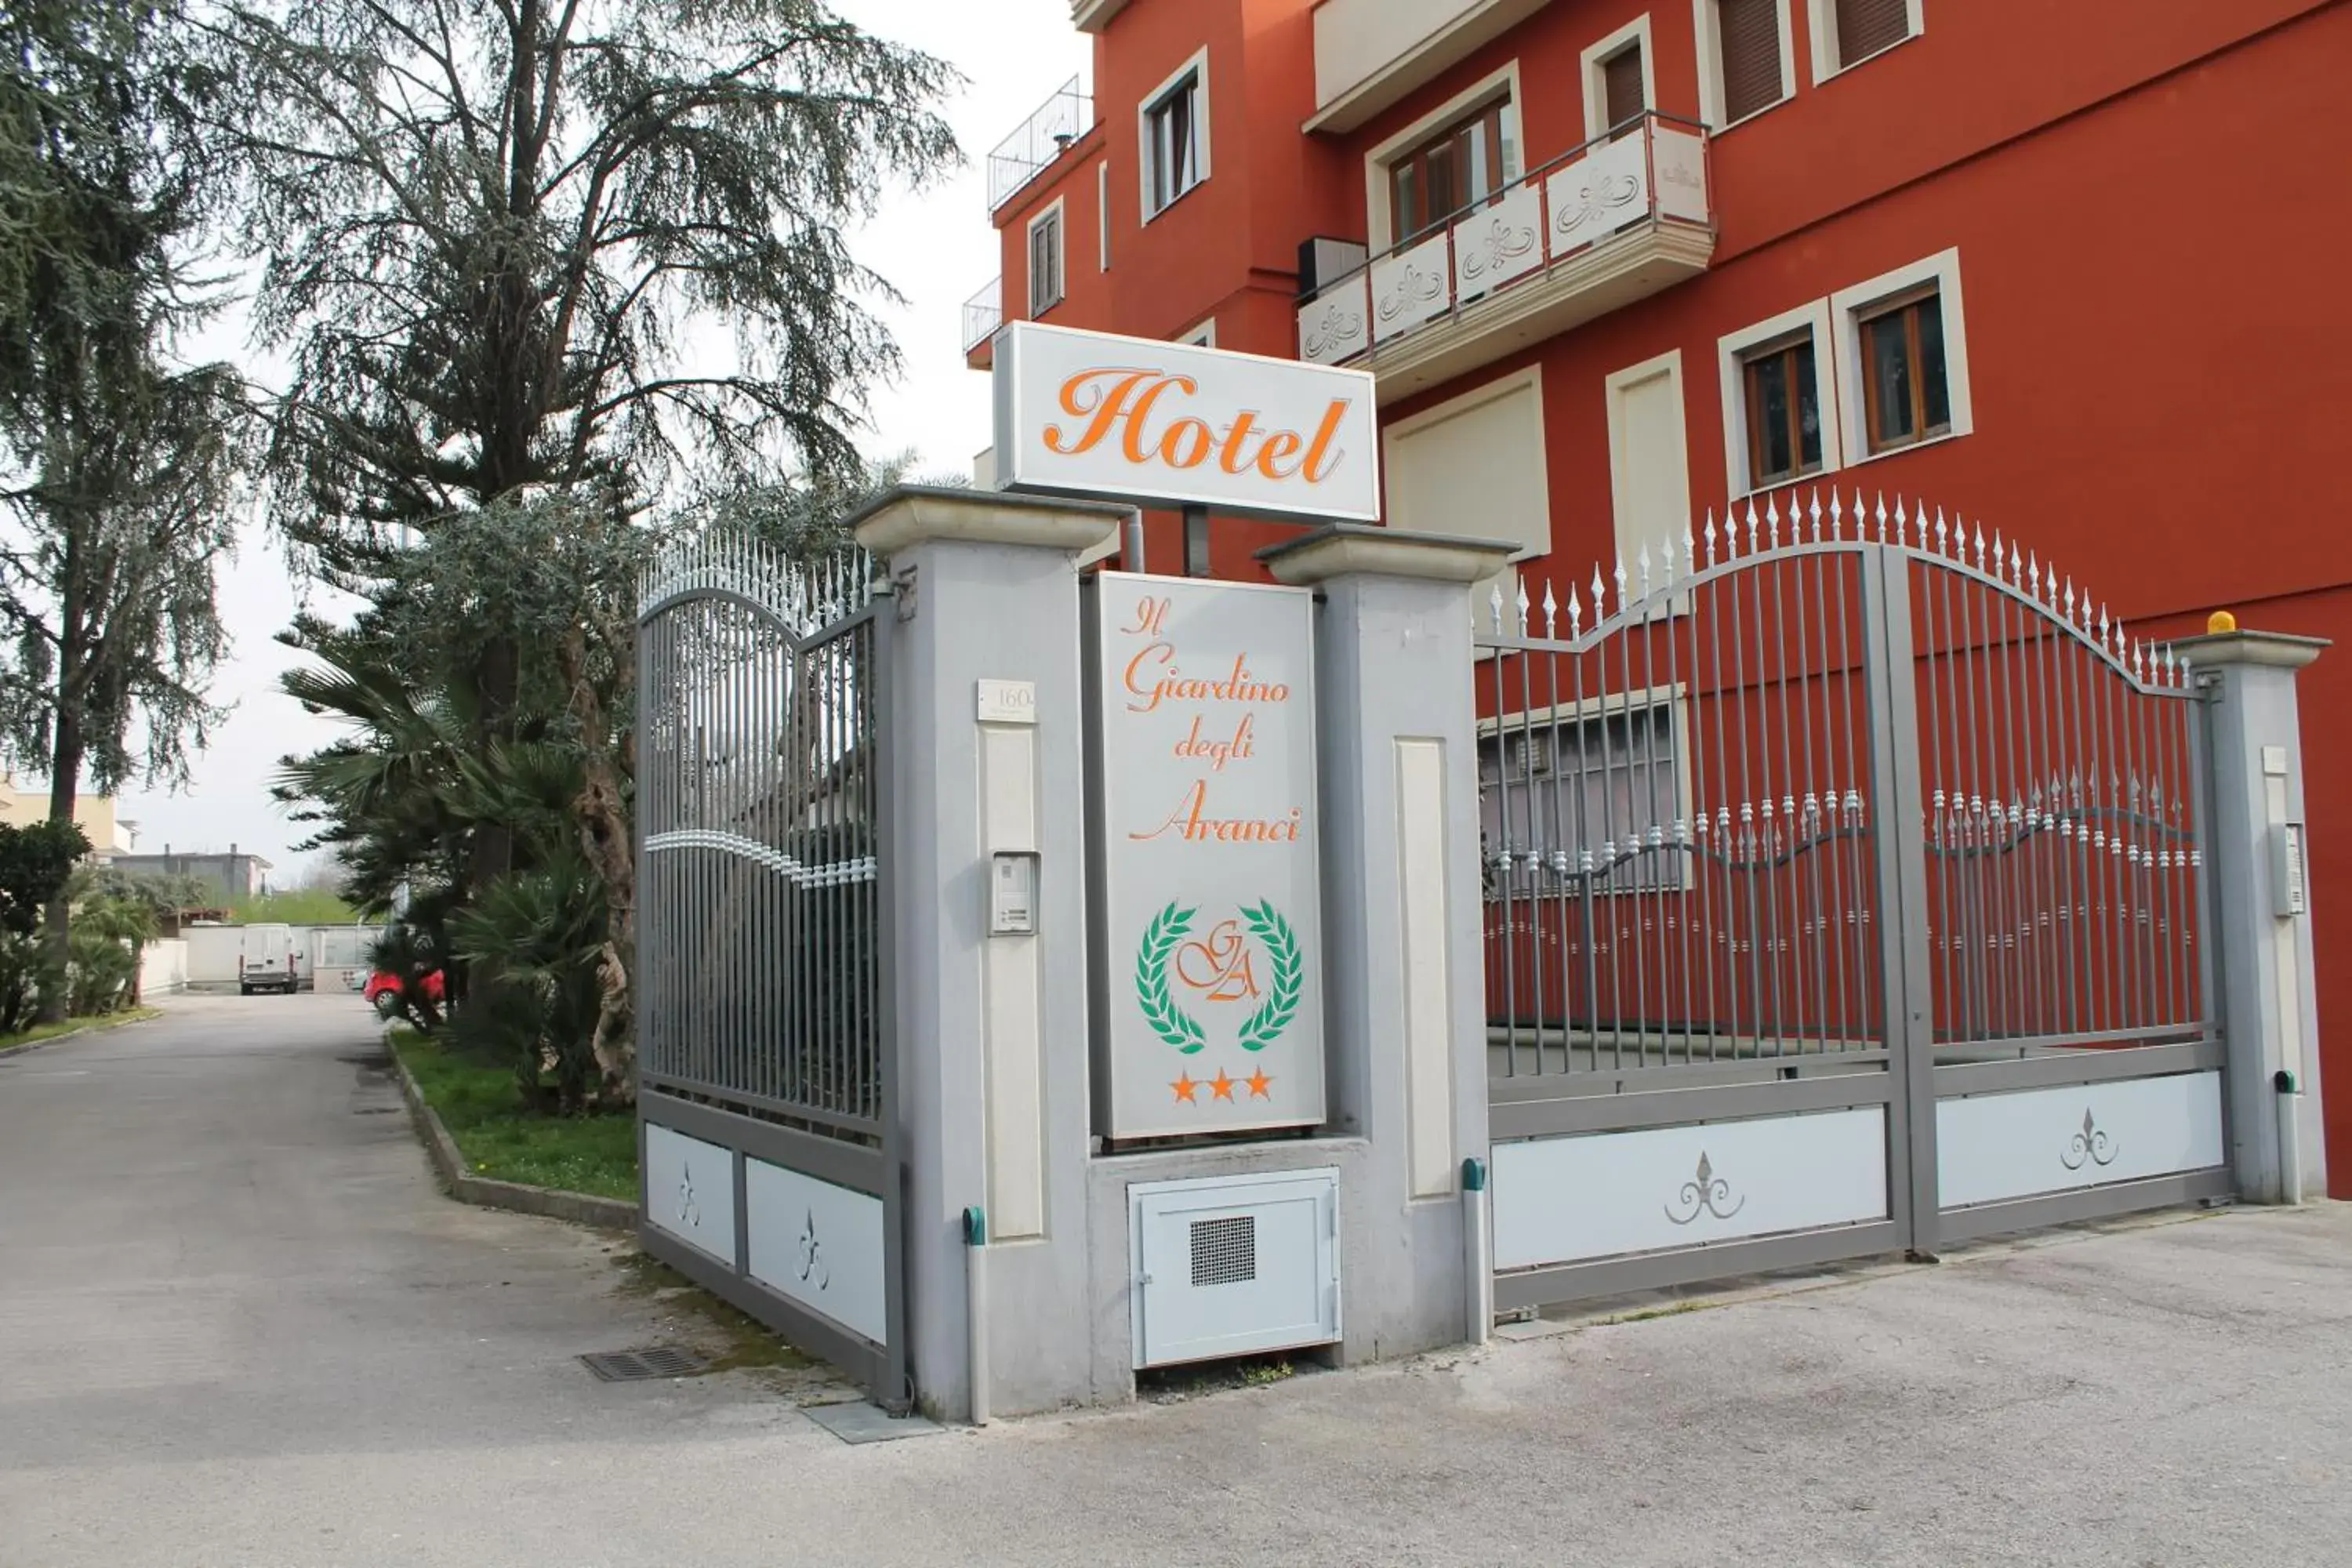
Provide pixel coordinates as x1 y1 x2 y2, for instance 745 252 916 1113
1718 300 1839 500
1027 203 1064 317
1479 698 1688 895
1808 0 1920 81
1581 18 1654 142
1857 289 1947 454
1836 0 1914 67
1705 0 1791 126
1388 98 1511 242
1141 53 1208 220
1177 317 1215 347
1828 247 1970 465
1363 64 1523 252
1602 45 1646 132
1740 335 1823 487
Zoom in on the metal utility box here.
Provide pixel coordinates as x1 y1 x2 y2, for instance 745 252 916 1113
1127 1169 1340 1370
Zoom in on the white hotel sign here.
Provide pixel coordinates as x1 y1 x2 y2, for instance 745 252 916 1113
1093 574 1325 1138
993 321 1380 523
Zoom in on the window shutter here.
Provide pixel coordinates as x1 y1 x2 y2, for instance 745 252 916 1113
1836 0 1911 67
1029 212 1061 314
1602 47 1645 132
1718 0 1784 124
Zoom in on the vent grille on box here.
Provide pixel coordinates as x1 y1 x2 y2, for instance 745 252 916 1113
1189 1214 1257 1287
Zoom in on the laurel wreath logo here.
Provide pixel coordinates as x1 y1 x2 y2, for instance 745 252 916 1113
1135 902 1207 1054
1236 900 1304 1052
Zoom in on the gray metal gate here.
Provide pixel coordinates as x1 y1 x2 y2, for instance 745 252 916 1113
1480 492 2225 1313
635 537 906 1406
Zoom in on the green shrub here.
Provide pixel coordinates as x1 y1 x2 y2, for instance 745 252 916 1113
447 855 609 1112
67 928 137 1015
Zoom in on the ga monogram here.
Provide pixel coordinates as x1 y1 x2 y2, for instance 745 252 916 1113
1134 898 1304 1055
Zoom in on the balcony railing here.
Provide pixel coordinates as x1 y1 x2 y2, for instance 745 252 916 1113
1296 113 1714 381
987 78 1092 212
962 279 1002 356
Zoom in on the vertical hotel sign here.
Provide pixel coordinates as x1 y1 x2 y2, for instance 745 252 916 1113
1095 573 1324 1138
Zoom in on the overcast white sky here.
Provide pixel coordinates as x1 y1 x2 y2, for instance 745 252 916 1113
109 1 1088 881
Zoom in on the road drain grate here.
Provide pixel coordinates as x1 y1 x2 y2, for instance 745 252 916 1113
580 1345 710 1382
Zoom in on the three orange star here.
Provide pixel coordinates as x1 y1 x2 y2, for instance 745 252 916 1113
1174 1068 1276 1105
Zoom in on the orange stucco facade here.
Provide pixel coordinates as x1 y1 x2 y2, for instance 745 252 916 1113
978 0 2352 1187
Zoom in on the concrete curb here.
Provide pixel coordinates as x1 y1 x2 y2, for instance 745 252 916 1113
383 1035 640 1233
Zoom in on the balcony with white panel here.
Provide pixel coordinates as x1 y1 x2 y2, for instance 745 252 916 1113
1295 115 1715 405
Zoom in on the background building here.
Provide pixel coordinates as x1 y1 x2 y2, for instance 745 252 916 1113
965 0 2352 1188
0 776 137 860
105 845 274 903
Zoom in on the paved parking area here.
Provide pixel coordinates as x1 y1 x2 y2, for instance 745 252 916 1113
3 995 2347 1566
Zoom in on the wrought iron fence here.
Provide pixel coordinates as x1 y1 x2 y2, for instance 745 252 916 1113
987 77 1091 212
1475 488 2212 1080
636 539 889 1142
961 278 1002 355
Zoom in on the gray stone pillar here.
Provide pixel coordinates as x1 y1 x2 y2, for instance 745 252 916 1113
852 487 1127 1421
2176 627 2328 1203
1261 524 1515 1349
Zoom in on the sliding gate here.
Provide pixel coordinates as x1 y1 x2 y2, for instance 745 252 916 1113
1481 495 2224 1312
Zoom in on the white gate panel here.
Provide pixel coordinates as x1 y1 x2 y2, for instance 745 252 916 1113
643 1123 739 1266
1936 1070 2225 1210
1493 1107 1888 1271
746 1158 887 1346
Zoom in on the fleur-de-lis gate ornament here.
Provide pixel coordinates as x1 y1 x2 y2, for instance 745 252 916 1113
2061 1109 2118 1171
1666 1150 1747 1225
797 1207 830 1290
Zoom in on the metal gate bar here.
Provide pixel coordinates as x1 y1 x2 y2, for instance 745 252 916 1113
1482 488 2230 1312
634 539 906 1405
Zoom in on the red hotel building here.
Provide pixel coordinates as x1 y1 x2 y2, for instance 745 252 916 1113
963 0 2352 1186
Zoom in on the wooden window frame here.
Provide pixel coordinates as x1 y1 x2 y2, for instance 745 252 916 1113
1718 298 1841 502
1387 98 1509 244
1363 64 1523 253
1739 329 1823 488
1856 284 1947 456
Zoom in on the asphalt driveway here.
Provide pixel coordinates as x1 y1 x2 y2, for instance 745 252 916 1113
2 994 2347 1566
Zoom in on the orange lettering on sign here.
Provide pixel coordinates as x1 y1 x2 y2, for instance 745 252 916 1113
1040 366 1352 488
1130 779 1305 844
1174 919 1261 1001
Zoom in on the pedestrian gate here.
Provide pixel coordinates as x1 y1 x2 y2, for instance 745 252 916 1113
1479 493 2226 1312
634 539 906 1405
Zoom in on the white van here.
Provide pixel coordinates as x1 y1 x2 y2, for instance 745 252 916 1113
238 924 299 996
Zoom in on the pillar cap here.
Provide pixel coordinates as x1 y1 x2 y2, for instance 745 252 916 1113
2170 630 2329 672
849 485 1128 557
1257 523 1517 586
